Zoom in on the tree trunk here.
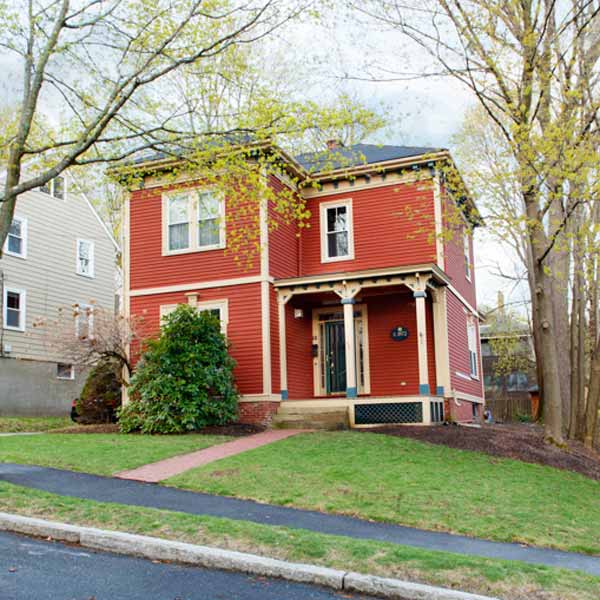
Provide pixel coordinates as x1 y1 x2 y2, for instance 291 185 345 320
584 339 600 449
576 271 587 440
568 276 580 438
532 262 565 444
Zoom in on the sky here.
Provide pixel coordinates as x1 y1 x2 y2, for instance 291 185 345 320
1 0 527 314
274 10 529 314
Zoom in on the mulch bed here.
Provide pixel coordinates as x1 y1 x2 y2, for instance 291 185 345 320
50 422 264 437
366 422 600 480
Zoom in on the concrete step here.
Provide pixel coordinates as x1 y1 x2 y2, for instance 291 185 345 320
272 408 349 431
277 405 348 416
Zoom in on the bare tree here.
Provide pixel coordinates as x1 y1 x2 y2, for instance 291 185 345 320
0 0 318 249
43 304 141 380
358 0 600 445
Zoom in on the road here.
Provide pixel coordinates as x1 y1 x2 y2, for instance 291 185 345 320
0 530 375 600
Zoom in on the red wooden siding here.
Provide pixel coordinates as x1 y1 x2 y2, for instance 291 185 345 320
129 184 259 291
442 191 477 308
285 299 316 399
300 180 436 276
130 283 263 395
268 175 300 279
446 290 484 398
363 291 437 397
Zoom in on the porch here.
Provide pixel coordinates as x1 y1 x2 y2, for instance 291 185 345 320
274 264 452 428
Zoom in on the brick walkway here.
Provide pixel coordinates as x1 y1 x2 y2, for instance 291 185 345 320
115 430 306 483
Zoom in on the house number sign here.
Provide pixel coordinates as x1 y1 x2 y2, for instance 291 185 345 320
390 326 409 341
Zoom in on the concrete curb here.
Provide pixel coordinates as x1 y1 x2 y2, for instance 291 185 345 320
0 512 499 600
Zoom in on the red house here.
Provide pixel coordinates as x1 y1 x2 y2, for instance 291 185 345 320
121 142 484 428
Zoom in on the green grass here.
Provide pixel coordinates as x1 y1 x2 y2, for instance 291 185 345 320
168 431 600 555
0 433 231 475
0 417 71 433
0 482 598 600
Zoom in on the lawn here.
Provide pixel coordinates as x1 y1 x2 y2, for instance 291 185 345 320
0 416 71 433
0 433 231 475
168 431 600 555
1 482 598 600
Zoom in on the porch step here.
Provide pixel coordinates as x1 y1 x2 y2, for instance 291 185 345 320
272 408 349 431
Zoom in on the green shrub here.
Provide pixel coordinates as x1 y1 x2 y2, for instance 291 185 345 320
119 304 239 434
76 358 122 424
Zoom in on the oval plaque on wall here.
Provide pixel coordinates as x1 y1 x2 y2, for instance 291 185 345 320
390 326 409 341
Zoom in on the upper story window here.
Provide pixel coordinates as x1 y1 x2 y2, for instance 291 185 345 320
39 175 66 199
3 286 26 332
167 193 190 251
163 188 225 255
4 216 27 258
467 318 478 378
75 303 94 339
464 229 472 280
320 199 354 263
160 299 228 334
76 239 95 278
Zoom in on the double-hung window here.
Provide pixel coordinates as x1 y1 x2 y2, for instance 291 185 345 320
197 190 222 249
320 199 354 262
76 239 95 277
464 229 472 280
3 287 26 331
39 175 66 199
467 318 478 378
164 188 224 254
197 301 228 333
5 217 27 258
160 300 228 334
75 304 94 339
167 193 190 251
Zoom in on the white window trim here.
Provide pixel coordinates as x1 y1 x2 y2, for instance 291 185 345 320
3 286 26 332
4 216 27 259
320 198 354 263
76 239 95 278
75 303 95 339
160 299 229 334
162 188 226 256
56 363 75 380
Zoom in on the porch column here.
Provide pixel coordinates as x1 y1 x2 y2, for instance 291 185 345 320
432 287 451 396
414 289 431 424
278 294 289 400
414 290 430 395
342 298 357 398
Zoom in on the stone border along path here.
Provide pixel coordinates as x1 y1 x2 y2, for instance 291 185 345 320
115 430 307 482
1 463 599 577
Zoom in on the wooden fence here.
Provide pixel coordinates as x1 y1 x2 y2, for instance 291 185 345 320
484 392 533 422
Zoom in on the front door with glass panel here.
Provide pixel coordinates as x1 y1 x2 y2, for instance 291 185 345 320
324 320 346 393
316 307 369 396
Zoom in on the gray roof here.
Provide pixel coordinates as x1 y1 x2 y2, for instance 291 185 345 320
295 143 442 172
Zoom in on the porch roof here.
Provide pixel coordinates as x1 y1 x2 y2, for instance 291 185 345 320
273 263 449 292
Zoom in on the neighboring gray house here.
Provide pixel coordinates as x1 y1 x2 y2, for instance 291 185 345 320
0 173 118 415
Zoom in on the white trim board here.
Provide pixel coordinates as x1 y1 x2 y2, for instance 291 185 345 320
130 274 272 297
